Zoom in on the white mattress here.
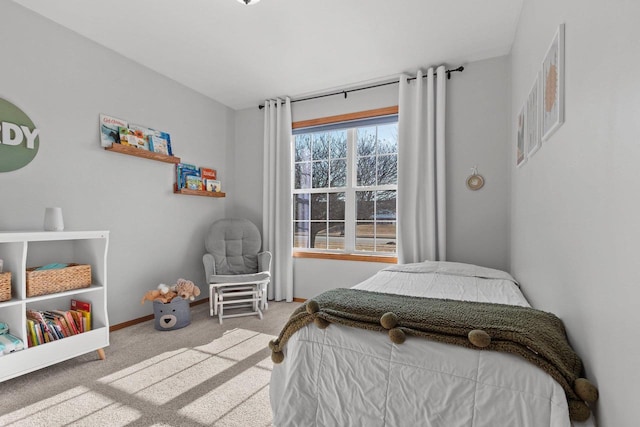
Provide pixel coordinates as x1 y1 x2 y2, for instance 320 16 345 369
270 261 596 427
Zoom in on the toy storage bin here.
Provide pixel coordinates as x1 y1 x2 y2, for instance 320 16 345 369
153 297 191 331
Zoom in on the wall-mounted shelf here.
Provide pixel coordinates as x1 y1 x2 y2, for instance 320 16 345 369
105 143 181 164
173 183 226 198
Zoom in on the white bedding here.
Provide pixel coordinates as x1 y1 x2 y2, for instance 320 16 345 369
270 261 595 427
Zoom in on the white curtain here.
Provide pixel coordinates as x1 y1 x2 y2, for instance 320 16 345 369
263 98 293 302
397 66 447 264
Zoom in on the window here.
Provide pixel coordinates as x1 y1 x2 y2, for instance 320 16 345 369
292 107 398 259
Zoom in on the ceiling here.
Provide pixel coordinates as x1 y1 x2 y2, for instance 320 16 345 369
13 0 523 111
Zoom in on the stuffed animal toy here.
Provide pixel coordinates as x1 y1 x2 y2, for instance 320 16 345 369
141 289 177 304
174 278 201 301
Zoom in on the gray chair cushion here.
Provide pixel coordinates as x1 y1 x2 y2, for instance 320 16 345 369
204 218 262 275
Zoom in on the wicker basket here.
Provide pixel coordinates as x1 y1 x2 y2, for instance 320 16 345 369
26 264 91 297
0 272 10 302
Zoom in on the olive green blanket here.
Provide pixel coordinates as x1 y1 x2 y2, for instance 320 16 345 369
269 288 598 422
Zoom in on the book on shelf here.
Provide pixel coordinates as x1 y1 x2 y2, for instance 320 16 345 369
200 167 217 181
186 175 203 190
26 320 37 347
43 311 72 337
99 114 128 147
175 163 198 189
205 179 221 192
70 299 92 331
71 298 91 312
119 126 150 150
26 309 54 341
149 130 173 156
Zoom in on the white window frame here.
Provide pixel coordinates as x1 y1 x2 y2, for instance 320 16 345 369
291 107 398 261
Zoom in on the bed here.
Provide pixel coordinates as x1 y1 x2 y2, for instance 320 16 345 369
269 261 597 427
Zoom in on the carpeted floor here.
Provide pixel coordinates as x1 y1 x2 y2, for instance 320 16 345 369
0 301 301 426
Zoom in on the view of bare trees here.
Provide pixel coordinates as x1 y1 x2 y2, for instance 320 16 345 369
294 124 398 251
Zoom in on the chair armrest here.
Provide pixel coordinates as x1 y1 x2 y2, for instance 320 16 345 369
203 253 217 282
257 251 272 275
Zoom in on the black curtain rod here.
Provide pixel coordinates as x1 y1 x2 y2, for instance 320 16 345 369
258 66 464 109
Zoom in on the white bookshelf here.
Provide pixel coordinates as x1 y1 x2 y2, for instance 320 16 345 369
0 230 109 382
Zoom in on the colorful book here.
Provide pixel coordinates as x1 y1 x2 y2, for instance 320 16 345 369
69 311 83 333
71 299 91 331
99 114 128 147
200 167 217 181
176 163 198 189
71 299 91 312
149 130 172 156
47 320 64 340
43 311 72 337
25 323 33 347
186 175 203 190
54 310 79 335
26 320 38 346
27 310 55 341
206 179 221 192
120 125 150 150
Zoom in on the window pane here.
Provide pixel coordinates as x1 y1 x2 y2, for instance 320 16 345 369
293 222 309 249
375 190 397 220
377 124 397 154
328 192 345 220
356 221 375 252
294 193 310 221
311 222 328 249
357 156 376 186
330 159 347 187
312 133 330 160
327 221 345 250
329 131 347 158
295 134 312 162
295 162 311 189
310 193 327 220
377 154 397 185
312 160 329 188
356 191 375 220
356 126 376 156
375 222 396 253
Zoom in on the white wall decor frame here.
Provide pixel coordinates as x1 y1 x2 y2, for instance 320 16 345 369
526 73 541 157
516 104 526 167
541 24 565 141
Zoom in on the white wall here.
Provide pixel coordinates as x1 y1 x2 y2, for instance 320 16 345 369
233 56 511 299
509 1 640 425
0 2 233 325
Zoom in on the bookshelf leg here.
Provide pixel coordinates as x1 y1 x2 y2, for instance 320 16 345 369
97 348 106 360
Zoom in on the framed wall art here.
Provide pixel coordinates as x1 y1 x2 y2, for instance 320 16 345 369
526 73 541 157
541 24 565 141
516 104 526 167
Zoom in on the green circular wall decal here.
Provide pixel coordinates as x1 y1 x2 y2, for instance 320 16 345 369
0 98 40 172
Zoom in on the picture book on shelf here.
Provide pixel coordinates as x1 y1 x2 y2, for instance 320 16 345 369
149 130 173 156
206 179 221 192
71 299 91 312
99 114 128 147
176 163 198 189
119 126 150 150
200 167 217 181
71 299 92 331
186 175 204 190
